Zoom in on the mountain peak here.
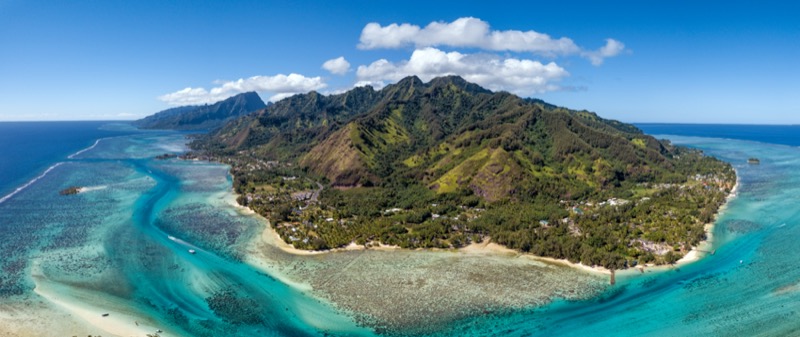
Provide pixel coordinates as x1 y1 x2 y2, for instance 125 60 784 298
238 91 262 101
429 75 467 86
427 75 492 95
396 75 423 87
380 76 425 101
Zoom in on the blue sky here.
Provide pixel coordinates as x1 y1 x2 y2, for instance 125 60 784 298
1 0 798 123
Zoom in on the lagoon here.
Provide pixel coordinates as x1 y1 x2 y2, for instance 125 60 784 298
1 123 799 336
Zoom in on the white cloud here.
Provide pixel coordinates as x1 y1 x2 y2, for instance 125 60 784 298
267 92 301 102
359 17 579 55
322 56 351 75
359 22 420 49
158 87 209 106
321 88 352 96
159 73 327 105
354 80 386 89
583 39 626 65
358 17 624 65
356 47 569 95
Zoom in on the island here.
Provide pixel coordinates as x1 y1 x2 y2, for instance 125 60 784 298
58 186 81 195
155 153 178 160
183 76 735 270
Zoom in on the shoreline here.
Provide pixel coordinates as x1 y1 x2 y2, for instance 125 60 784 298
245 174 739 279
623 174 739 275
264 224 402 256
257 220 613 275
675 174 739 266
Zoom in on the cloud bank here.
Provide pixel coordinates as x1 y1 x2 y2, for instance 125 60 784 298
356 47 568 95
159 17 625 106
359 17 624 65
159 73 326 105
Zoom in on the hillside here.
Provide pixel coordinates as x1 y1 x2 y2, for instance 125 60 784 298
134 91 266 130
191 76 735 269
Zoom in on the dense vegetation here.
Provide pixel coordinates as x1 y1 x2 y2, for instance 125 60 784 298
134 91 265 130
189 76 735 269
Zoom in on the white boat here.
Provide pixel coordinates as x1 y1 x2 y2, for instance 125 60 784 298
188 249 196 254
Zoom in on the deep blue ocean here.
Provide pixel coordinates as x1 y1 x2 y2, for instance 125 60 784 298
2 122 800 336
0 121 138 199
637 123 800 147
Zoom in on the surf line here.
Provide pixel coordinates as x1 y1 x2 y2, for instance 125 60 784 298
0 162 64 205
68 137 111 159
1 136 116 205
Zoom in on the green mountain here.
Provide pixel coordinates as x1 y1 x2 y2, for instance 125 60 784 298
193 76 735 269
134 91 266 130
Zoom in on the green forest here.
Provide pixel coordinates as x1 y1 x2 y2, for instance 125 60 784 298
191 76 736 270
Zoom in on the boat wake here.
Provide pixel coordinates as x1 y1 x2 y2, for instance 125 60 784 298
0 162 64 205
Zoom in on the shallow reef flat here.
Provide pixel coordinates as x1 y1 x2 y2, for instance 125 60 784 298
245 225 607 335
0 299 100 337
0 155 169 336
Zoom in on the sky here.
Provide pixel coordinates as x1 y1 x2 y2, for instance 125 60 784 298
1 0 799 124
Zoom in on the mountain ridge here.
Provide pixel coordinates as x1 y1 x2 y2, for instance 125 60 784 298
134 91 266 130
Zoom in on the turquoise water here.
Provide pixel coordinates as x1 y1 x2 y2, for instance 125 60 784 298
435 135 800 336
2 125 800 336
0 130 374 336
